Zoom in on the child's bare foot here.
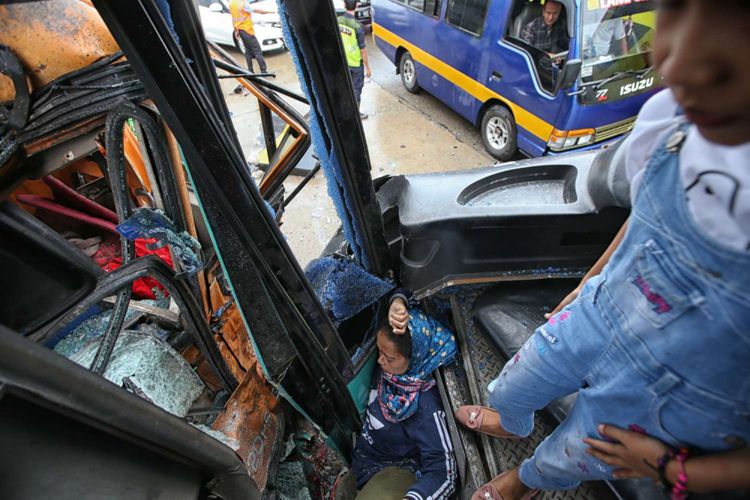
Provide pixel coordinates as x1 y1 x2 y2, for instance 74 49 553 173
455 405 522 439
472 468 538 500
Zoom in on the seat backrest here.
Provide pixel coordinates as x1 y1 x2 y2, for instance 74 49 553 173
511 3 543 38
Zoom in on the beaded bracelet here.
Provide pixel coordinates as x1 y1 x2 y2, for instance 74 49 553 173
656 447 690 500
672 448 689 500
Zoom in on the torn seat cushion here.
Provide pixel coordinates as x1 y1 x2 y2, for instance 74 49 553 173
473 279 579 423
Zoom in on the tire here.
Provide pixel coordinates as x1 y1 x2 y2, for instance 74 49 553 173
399 52 419 94
233 31 246 54
480 105 517 161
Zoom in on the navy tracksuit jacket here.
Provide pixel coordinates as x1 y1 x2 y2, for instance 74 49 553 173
351 377 457 500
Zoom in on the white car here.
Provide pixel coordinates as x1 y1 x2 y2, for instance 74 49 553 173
197 0 285 54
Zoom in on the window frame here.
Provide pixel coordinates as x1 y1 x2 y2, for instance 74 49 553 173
385 0 443 19
500 0 571 97
443 0 490 38
422 0 443 18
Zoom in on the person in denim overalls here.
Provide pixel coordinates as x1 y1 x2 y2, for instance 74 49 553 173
476 117 749 491
454 2 750 498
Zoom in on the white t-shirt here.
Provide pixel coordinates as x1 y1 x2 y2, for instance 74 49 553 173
625 89 750 251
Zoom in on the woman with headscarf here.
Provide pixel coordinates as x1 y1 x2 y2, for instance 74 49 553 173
351 292 458 500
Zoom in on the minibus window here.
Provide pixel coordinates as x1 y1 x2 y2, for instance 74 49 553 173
580 0 656 84
408 0 426 10
446 0 489 36
424 0 442 17
504 0 570 95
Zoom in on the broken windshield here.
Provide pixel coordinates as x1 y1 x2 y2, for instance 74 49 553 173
580 0 656 84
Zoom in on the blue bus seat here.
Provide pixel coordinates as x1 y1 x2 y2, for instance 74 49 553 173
511 3 542 38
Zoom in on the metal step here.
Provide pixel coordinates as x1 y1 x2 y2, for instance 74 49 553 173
435 287 608 500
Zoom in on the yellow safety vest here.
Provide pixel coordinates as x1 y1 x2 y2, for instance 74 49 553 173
338 15 362 67
229 0 255 36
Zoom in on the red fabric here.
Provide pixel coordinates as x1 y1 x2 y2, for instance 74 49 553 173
94 236 173 300
19 187 173 300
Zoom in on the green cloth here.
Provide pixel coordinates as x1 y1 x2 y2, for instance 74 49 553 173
356 467 416 500
338 15 363 67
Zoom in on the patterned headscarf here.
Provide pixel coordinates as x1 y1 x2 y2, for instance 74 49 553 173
378 308 458 423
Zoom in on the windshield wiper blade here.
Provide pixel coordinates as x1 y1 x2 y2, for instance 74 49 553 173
592 66 654 90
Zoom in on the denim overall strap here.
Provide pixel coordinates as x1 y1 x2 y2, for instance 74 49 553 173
631 123 750 302
597 119 750 419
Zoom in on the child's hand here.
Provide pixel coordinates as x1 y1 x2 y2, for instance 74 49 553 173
388 298 409 334
544 286 581 319
584 424 669 480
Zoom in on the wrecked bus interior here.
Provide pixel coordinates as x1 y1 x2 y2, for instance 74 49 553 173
1 1 741 499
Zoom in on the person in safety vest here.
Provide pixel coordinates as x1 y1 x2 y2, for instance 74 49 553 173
338 0 372 120
229 0 273 78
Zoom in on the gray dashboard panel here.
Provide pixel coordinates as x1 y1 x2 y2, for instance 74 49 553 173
377 145 630 297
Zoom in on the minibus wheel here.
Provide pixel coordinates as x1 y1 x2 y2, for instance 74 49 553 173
481 105 517 160
399 52 419 93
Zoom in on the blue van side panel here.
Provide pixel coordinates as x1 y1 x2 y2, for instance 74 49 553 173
375 1 481 124
426 32 487 124
375 34 399 66
485 40 566 151
420 63 480 124
517 129 547 157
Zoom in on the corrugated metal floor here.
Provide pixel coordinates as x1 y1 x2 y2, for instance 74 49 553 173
438 286 605 500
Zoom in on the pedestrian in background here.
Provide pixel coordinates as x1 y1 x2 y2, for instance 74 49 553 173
338 0 371 120
229 0 272 78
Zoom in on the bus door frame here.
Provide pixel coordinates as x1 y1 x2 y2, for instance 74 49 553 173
489 0 578 155
92 0 388 457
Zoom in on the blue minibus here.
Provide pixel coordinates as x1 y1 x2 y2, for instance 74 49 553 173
372 0 660 160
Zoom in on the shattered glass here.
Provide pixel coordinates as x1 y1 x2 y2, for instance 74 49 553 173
53 305 143 358
69 330 204 417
